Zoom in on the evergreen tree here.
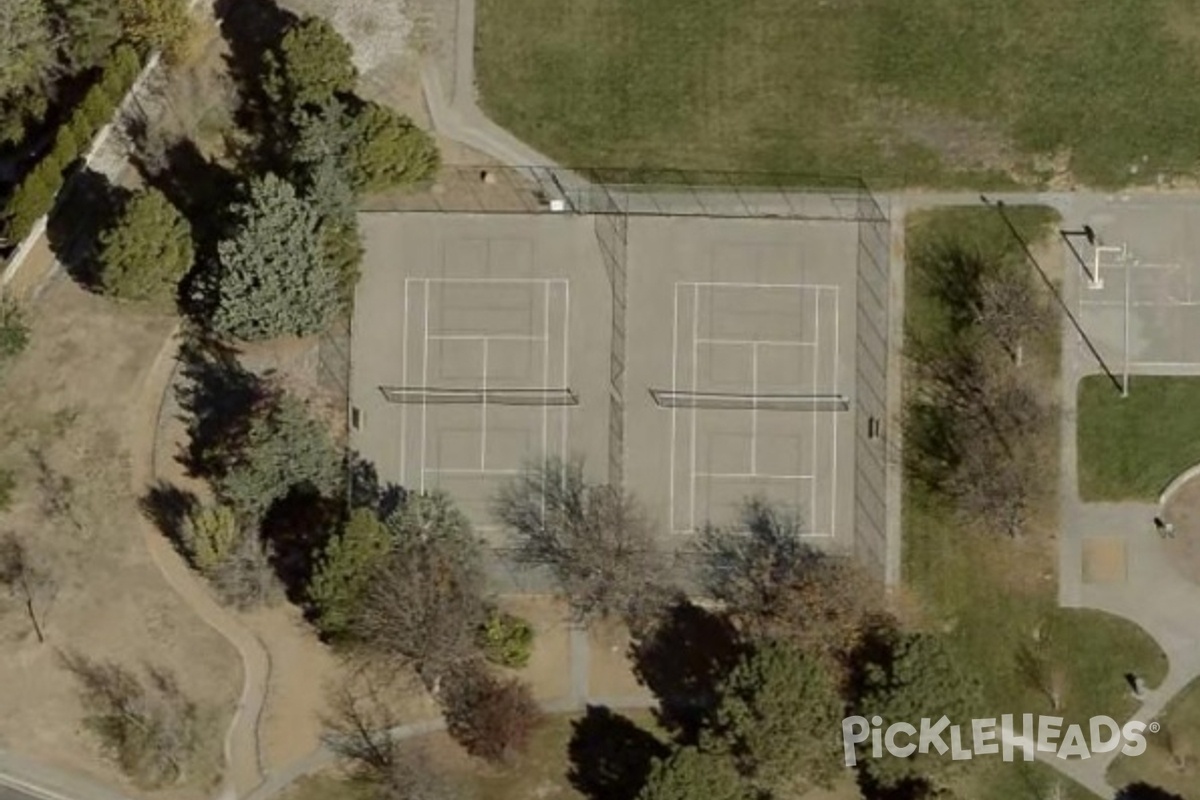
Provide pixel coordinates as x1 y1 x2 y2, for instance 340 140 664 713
309 508 392 637
98 187 194 301
635 747 747 800
212 173 340 340
266 16 357 110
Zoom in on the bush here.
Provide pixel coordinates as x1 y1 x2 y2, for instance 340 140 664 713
118 0 191 61
443 665 542 763
0 297 30 364
64 654 200 788
180 503 240 575
309 508 393 637
348 101 440 192
477 609 534 669
98 187 194 301
211 533 280 610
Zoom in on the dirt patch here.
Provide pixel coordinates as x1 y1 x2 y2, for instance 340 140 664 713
587 619 648 700
0 280 240 797
1163 475 1200 584
494 595 571 702
1082 538 1128 585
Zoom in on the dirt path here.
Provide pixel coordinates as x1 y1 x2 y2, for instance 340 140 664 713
129 327 269 799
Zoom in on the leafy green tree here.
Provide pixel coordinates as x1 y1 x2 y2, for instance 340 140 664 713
215 392 342 523
0 0 55 101
635 746 746 800
347 101 439 192
0 88 48 146
266 16 357 110
855 631 982 789
710 640 843 795
212 173 341 340
99 188 194 301
118 0 190 60
309 508 392 637
46 0 122 72
180 503 240 575
3 158 58 240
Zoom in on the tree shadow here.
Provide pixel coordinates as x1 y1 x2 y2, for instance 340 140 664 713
348 452 405 518
261 488 343 603
854 773 943 800
138 481 199 557
45 167 132 290
1117 784 1187 800
212 0 296 169
628 600 744 742
173 332 266 480
567 705 668 800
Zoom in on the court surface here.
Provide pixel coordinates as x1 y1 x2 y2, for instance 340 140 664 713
1074 200 1200 372
353 212 859 550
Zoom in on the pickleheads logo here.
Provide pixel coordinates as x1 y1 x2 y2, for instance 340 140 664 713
841 714 1155 765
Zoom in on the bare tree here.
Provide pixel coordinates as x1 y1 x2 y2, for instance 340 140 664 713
973 271 1054 363
0 531 56 643
28 448 83 534
441 662 542 764
700 498 884 664
324 665 466 800
493 456 666 623
350 522 487 690
210 532 280 610
60 654 199 787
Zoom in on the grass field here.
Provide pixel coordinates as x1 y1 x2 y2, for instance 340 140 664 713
903 208 1166 798
477 0 1200 188
1077 375 1200 501
1109 676 1200 798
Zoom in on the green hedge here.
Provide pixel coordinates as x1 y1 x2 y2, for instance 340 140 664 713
2 44 143 242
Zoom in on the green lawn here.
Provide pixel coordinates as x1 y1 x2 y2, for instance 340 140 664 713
1077 375 1200 501
904 208 1166 799
1109 675 1200 799
478 0 1200 188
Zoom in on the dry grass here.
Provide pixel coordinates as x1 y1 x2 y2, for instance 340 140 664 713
0 280 239 797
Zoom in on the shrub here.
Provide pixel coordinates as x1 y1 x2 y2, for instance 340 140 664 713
443 665 542 763
477 609 534 669
180 503 240 575
309 508 393 637
3 163 56 240
0 297 30 364
118 0 191 61
64 655 200 788
211 533 280 610
266 17 357 110
98 187 194 301
348 101 440 192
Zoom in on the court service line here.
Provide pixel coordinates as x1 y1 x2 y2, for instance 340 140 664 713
541 281 550 500
432 467 522 476
561 281 571 466
417 277 566 285
669 284 679 533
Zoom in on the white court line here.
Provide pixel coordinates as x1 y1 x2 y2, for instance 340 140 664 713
669 285 679 533
399 279 410 487
480 338 489 471
810 287 819 532
419 277 565 284
430 467 523 475
696 337 817 347
420 280 430 493
830 285 840 539
695 472 815 480
428 334 549 342
560 281 571 476
690 283 700 533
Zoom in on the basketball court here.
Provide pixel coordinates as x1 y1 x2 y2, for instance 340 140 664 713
1072 200 1200 374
